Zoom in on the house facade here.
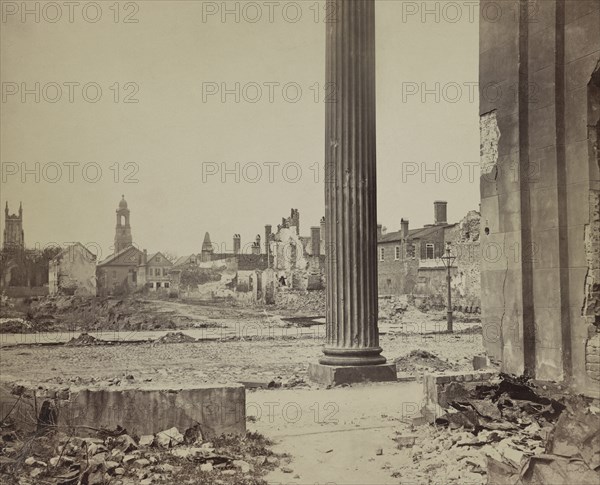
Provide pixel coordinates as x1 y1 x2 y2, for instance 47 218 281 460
377 202 481 309
144 252 173 290
96 245 145 296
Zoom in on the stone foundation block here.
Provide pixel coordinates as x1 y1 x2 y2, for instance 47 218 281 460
424 371 497 408
308 363 397 386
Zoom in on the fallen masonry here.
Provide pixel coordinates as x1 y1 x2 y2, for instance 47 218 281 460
415 372 600 485
0 423 281 485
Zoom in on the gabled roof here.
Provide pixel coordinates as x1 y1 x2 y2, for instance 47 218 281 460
173 254 197 267
146 251 174 266
51 242 97 263
97 245 142 266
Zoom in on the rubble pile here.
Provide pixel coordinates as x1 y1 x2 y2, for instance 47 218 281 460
64 333 106 347
406 375 600 485
394 349 456 375
153 332 197 344
378 296 409 321
272 290 325 316
0 318 30 333
1 296 221 334
0 424 281 485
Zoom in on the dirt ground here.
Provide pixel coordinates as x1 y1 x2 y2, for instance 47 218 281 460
0 331 484 388
0 296 490 484
0 295 485 387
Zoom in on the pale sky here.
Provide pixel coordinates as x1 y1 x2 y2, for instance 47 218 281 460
1 0 480 259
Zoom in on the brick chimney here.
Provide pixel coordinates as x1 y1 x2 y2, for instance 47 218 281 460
434 201 448 225
264 225 272 255
401 219 409 239
252 235 261 255
320 216 326 255
377 224 383 238
233 234 241 255
311 226 321 256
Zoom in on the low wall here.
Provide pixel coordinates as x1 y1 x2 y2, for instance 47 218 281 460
0 382 246 438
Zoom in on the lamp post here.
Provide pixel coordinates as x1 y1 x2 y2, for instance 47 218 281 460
440 242 456 333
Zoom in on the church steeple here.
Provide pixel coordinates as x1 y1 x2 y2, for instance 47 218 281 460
114 195 133 253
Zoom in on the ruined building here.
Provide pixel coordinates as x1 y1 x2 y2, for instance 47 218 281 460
0 202 56 296
270 209 326 292
479 0 599 397
377 201 481 309
3 202 24 250
49 243 97 296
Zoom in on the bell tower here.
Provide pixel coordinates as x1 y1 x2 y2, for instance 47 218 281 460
114 195 132 253
3 202 25 250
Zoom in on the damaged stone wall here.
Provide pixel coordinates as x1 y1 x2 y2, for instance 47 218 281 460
584 63 600 383
0 382 246 438
480 111 500 177
271 226 308 290
445 211 482 309
479 0 600 395
49 244 97 297
584 192 600 328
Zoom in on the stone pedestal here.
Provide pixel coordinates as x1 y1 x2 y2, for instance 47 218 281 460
309 363 397 387
310 0 392 384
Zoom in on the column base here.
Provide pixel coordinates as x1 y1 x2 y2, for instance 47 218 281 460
308 363 397 386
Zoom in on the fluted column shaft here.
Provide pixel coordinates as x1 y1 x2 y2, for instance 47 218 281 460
321 0 384 366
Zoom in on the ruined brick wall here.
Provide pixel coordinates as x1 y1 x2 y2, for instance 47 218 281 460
377 212 480 309
586 333 600 382
444 212 481 309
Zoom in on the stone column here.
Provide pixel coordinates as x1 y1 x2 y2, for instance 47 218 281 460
309 0 395 385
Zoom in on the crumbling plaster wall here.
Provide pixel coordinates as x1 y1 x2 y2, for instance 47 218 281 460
53 247 96 297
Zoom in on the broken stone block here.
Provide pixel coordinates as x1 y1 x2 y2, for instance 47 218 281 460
123 454 138 464
114 434 137 453
139 435 154 447
233 460 253 473
156 427 183 448
472 355 489 370
30 468 44 478
133 458 150 468
104 461 119 472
